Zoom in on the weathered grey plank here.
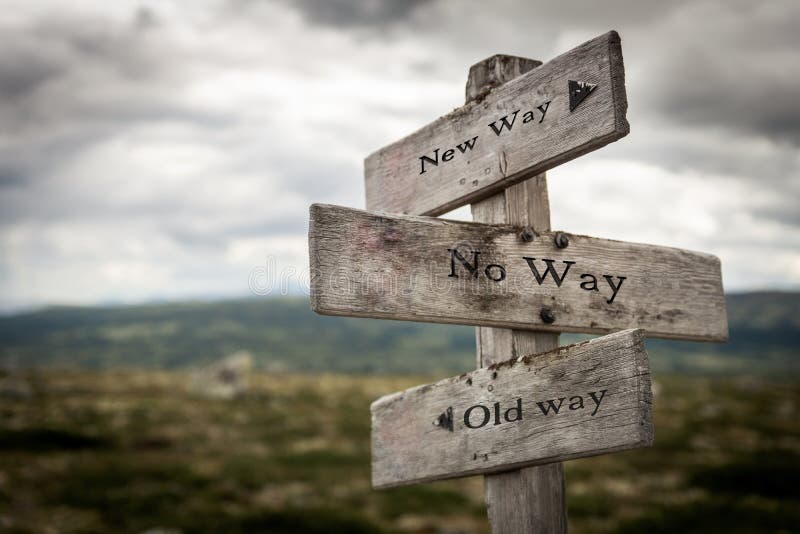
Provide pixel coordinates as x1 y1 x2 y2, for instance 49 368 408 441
364 30 629 217
308 204 728 342
371 329 653 489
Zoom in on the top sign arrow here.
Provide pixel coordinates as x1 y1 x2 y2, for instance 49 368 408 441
364 31 629 217
569 80 598 112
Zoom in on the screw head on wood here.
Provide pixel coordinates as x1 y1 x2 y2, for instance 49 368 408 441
540 307 556 324
554 232 569 249
520 227 535 242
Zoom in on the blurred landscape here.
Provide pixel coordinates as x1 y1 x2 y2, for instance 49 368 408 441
1 292 798 376
2 1 798 532
1 291 798 533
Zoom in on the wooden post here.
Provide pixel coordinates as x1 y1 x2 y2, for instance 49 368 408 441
468 55 568 534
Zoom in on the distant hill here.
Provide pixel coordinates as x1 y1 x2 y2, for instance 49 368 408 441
0 292 797 376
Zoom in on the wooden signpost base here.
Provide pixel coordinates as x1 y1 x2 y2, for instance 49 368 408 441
468 56 566 534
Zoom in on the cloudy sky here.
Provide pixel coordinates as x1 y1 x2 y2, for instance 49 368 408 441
1 0 798 311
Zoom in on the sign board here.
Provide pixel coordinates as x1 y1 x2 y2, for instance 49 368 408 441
371 329 653 488
364 31 629 216
309 204 728 342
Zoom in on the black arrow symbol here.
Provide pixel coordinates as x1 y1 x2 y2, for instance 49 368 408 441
433 406 454 432
568 80 598 112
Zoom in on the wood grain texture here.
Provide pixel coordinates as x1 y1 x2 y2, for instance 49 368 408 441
308 204 728 342
483 463 566 534
472 177 556 370
364 31 629 217
370 329 653 489
472 178 566 534
465 55 543 104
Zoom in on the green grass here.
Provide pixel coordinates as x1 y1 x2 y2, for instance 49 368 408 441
0 370 797 533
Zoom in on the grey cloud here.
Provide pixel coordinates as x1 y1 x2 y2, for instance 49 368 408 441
134 7 160 31
637 19 800 145
752 201 800 229
0 47 63 100
659 84 800 146
1 0 799 310
592 123 800 233
409 1 800 146
0 9 197 135
0 164 29 188
515 2 800 146
0 8 232 205
19 12 162 78
279 0 432 28
166 214 309 251
229 0 800 151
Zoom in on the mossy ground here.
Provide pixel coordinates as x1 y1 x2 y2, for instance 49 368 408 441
0 370 797 533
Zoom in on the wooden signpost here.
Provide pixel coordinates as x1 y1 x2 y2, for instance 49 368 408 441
309 204 727 342
307 30 728 533
365 31 628 217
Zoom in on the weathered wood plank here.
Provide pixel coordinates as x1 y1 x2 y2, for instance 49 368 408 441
371 329 653 489
364 30 629 217
309 204 728 342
